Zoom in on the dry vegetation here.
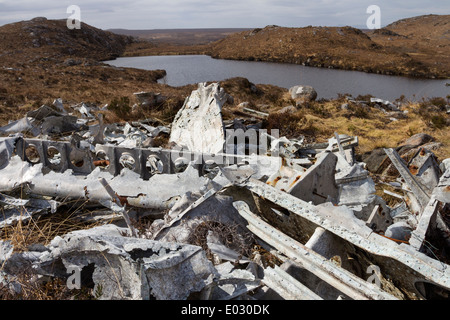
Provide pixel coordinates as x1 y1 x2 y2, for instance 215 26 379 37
261 95 450 160
368 15 450 79
110 28 251 46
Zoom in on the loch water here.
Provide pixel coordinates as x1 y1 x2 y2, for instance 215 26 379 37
105 55 449 101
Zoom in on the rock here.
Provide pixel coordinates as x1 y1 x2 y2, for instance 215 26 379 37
360 148 389 174
277 105 297 114
225 93 234 105
63 58 82 66
400 133 435 148
134 91 166 109
237 102 250 108
289 85 317 103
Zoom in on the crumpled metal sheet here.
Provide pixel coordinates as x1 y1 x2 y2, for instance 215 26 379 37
3 224 218 300
203 261 261 300
432 168 450 204
169 82 229 154
0 192 59 227
0 137 215 211
0 117 40 137
267 151 339 205
152 192 249 244
0 138 17 169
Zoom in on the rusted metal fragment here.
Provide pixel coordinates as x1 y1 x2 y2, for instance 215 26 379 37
384 148 431 209
267 152 339 205
98 177 138 237
406 148 441 194
241 107 269 119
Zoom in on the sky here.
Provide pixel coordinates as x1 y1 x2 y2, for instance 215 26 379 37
0 0 449 30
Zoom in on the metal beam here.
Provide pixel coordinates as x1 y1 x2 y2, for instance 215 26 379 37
384 148 431 208
233 201 396 300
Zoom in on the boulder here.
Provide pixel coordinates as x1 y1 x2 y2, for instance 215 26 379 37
400 133 435 148
134 91 166 109
63 58 82 66
277 105 297 114
289 85 317 104
360 148 389 174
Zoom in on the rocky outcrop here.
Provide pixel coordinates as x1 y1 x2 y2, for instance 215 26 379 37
0 18 134 62
208 22 445 78
360 133 442 175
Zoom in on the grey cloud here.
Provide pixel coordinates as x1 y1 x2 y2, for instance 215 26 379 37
0 0 448 29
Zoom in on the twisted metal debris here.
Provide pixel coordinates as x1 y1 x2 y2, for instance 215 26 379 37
1 82 449 300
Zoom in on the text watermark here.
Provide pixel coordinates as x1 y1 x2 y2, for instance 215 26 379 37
67 5 81 30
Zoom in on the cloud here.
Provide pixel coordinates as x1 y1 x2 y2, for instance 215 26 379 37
0 0 448 29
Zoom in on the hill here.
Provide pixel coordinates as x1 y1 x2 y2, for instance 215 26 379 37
367 14 450 78
0 17 174 124
0 17 133 63
207 21 449 79
108 28 251 45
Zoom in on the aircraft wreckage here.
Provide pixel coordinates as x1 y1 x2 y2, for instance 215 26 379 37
0 82 449 300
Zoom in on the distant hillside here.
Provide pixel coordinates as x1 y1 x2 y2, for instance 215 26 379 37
108 28 251 45
382 14 449 41
0 17 134 63
0 17 168 118
368 14 450 78
207 16 450 79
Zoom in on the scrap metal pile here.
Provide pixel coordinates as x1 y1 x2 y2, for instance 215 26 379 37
0 83 449 300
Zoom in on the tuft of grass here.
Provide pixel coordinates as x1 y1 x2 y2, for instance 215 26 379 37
266 111 304 138
0 272 96 300
186 217 255 264
108 96 131 120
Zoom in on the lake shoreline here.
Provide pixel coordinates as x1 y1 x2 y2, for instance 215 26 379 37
105 54 450 101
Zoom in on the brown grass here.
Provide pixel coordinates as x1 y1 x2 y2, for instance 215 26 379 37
0 199 105 251
186 217 256 263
